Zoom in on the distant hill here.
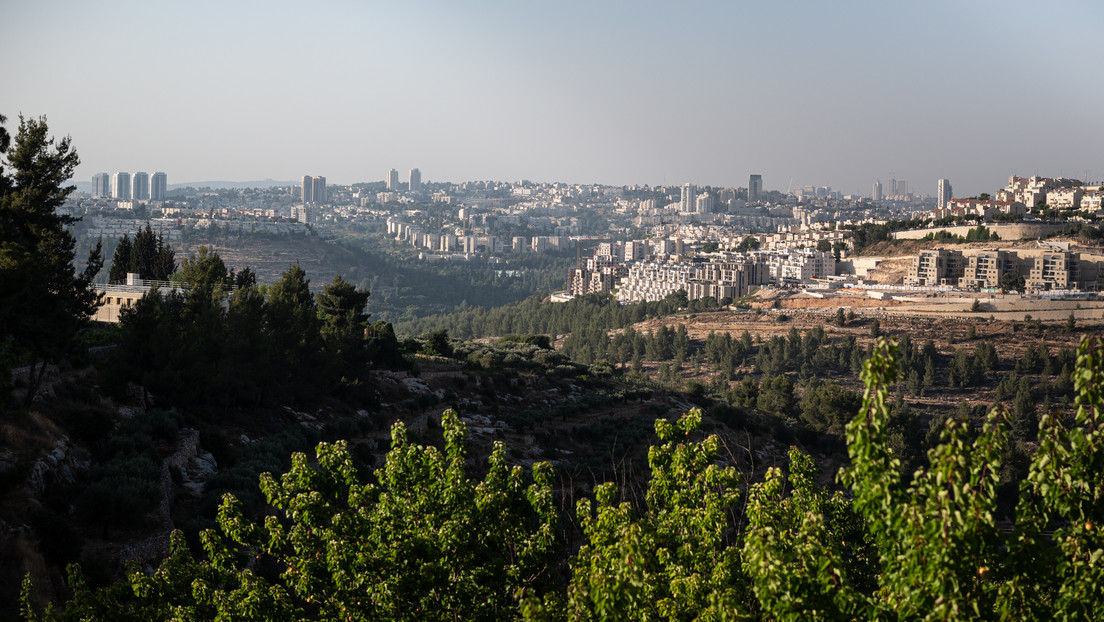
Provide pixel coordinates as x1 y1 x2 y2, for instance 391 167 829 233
71 179 297 193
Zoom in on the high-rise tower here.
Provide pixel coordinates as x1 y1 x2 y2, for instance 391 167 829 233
150 172 167 201
312 176 326 203
132 172 149 201
387 168 400 191
680 183 696 213
937 179 952 210
873 180 883 201
301 174 313 203
112 172 131 200
92 173 110 198
409 168 421 192
748 174 762 202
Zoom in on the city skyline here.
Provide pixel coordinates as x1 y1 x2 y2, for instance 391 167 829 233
3 1 1102 198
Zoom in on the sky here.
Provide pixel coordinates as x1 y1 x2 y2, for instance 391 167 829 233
2 0 1102 197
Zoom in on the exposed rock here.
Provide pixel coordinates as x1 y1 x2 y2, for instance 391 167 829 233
23 437 88 497
402 377 431 394
166 429 217 499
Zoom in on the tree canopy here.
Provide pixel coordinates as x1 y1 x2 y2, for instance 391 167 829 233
27 337 1104 620
0 114 102 406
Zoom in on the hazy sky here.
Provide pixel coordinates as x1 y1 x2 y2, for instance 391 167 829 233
3 0 1102 197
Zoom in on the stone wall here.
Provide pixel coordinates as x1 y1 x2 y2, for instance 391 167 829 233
891 223 1064 241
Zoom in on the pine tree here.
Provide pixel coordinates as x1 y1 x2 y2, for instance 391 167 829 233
108 233 132 282
318 274 371 377
0 114 102 405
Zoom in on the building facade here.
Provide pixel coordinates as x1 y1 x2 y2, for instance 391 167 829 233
112 172 131 200
680 183 696 213
132 171 150 201
92 173 110 198
150 172 167 201
937 179 952 210
409 168 422 192
906 249 965 287
1026 252 1079 290
959 251 1018 289
748 174 762 202
301 174 313 203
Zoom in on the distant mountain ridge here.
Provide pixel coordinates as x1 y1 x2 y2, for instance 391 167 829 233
71 179 297 193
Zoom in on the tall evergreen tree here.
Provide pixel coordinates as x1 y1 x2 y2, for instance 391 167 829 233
265 263 325 402
109 225 175 282
109 233 132 282
317 274 371 376
0 114 102 405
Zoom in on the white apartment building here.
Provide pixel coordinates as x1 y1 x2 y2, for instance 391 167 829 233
680 184 696 213
937 179 952 210
1046 187 1084 210
150 172 167 201
112 172 131 200
616 257 769 303
92 173 111 198
1081 191 1104 213
760 249 835 283
695 193 714 214
132 172 149 201
995 175 1082 209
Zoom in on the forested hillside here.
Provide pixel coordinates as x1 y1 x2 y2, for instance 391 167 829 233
20 339 1104 620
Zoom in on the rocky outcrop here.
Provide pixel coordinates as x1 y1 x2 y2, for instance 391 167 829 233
23 437 88 498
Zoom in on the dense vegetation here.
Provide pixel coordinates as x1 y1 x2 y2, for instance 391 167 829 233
23 338 1104 620
395 290 727 341
106 249 404 412
334 235 576 321
107 223 176 283
0 114 103 406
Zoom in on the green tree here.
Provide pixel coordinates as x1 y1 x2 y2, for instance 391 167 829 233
422 328 453 357
265 263 325 402
1000 272 1025 293
0 114 102 406
757 374 795 416
232 265 257 289
316 274 371 376
28 412 560 621
800 380 862 435
1011 378 1037 442
178 245 228 293
212 412 558 621
110 225 176 283
562 410 748 619
108 232 132 283
744 447 875 620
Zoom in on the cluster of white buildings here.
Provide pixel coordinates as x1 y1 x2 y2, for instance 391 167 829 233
92 171 167 202
919 175 1104 221
905 246 1104 291
386 217 574 255
613 259 766 303
83 217 184 242
568 236 836 303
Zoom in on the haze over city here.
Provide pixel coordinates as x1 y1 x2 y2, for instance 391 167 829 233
3 0 1102 197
